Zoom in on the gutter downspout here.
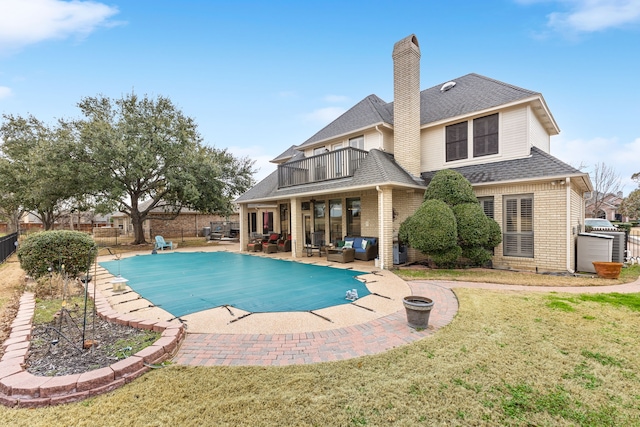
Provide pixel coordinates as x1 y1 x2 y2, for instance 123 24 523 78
375 125 384 151
376 185 384 270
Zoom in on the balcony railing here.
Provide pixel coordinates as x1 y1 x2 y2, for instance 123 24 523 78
278 147 368 188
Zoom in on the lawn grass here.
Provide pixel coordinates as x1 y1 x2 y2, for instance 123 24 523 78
396 264 640 287
1 288 639 426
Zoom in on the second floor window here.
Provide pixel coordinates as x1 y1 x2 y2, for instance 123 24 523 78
446 122 468 162
474 113 499 157
349 135 364 150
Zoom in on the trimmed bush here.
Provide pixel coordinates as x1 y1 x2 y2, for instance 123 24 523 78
399 199 457 254
403 169 502 268
424 169 477 206
18 230 97 279
452 203 491 247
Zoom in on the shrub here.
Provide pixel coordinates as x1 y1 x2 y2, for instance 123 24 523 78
18 230 97 279
452 203 492 247
399 199 457 254
424 169 477 206
404 169 502 268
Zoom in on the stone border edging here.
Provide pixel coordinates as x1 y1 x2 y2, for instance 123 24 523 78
0 284 185 408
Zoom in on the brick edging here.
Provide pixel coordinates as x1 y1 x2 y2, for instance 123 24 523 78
0 285 185 408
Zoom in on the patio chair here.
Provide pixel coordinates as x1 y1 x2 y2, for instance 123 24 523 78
262 233 281 254
154 235 173 251
277 234 292 252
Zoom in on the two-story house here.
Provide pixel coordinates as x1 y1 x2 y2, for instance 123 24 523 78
236 34 592 273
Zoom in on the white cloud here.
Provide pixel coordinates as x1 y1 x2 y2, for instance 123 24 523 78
323 94 349 103
0 86 12 99
302 107 346 124
0 0 119 53
553 135 640 194
516 0 640 34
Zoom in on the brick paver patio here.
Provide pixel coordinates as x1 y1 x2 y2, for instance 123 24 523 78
173 281 458 366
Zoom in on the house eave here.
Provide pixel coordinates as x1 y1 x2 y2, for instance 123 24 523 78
236 180 426 205
298 121 392 150
470 173 592 192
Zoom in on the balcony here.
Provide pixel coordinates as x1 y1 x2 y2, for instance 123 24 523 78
277 147 368 188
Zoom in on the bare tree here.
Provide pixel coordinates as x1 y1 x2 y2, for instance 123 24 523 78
586 162 622 218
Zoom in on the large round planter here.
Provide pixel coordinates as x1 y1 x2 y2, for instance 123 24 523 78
403 296 434 329
592 261 623 279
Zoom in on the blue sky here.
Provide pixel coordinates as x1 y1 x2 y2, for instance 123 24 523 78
1 0 639 194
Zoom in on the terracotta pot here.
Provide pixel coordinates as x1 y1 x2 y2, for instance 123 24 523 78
592 261 623 279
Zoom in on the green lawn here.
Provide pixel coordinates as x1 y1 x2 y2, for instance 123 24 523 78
2 285 639 425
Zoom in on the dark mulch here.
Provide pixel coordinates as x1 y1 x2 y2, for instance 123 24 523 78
26 308 159 377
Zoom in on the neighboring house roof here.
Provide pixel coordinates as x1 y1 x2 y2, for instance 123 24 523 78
236 149 424 203
298 73 548 149
421 147 592 191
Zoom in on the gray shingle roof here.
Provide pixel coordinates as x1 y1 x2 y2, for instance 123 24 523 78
420 147 585 185
420 73 538 124
299 73 539 148
271 145 299 164
236 149 423 202
298 95 392 148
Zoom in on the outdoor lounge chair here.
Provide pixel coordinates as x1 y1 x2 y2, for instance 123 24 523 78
154 235 173 251
277 234 292 252
262 233 280 254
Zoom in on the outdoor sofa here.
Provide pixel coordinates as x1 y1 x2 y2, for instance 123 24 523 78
342 236 378 261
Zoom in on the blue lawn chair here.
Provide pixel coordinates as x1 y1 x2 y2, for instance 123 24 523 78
154 235 173 250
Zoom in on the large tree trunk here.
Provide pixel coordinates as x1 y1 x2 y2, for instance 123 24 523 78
129 196 147 244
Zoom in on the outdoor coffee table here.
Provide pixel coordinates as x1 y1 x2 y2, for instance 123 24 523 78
326 248 355 263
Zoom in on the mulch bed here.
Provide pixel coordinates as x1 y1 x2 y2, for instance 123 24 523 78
26 307 158 377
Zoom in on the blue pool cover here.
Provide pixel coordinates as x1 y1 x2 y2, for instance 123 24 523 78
99 252 369 317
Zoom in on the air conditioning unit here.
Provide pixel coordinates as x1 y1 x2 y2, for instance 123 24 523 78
591 231 626 262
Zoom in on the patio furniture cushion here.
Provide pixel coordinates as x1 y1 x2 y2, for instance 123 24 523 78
344 236 378 261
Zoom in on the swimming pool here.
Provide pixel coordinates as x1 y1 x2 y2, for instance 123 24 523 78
99 252 369 317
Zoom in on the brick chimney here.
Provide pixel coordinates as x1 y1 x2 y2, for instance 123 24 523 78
392 34 421 177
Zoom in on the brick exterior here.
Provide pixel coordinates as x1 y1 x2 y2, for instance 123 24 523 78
474 181 580 273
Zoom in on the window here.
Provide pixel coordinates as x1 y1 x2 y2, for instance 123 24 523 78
346 198 361 236
503 195 533 258
248 212 257 234
478 197 494 219
314 200 326 237
446 122 468 162
473 114 498 157
279 203 289 236
349 135 364 150
329 199 342 244
313 147 327 181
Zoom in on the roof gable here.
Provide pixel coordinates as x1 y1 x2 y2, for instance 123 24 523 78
294 73 550 149
298 95 392 148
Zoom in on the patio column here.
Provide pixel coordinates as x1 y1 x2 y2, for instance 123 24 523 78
290 197 300 258
239 203 247 252
377 186 393 269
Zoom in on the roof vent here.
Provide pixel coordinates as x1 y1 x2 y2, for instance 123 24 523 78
440 81 456 92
